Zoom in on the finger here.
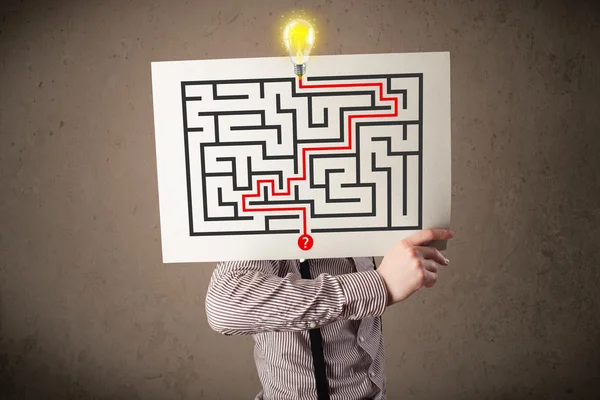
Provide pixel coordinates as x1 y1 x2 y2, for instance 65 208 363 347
404 229 454 247
416 246 449 266
422 259 439 274
423 269 438 288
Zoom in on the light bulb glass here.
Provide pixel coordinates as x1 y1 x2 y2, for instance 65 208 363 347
283 18 315 76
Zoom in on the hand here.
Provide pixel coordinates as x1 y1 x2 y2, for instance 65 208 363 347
377 229 454 306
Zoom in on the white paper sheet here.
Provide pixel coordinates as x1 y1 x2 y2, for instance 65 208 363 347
151 52 451 262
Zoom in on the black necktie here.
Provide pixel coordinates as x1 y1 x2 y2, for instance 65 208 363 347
299 259 330 400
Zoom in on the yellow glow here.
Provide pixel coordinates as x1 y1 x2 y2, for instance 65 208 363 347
282 18 316 66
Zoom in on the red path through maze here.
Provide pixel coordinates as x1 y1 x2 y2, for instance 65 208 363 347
241 77 400 250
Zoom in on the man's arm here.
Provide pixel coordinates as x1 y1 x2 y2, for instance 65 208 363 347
205 259 388 336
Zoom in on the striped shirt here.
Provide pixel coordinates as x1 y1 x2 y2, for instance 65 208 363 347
205 257 389 400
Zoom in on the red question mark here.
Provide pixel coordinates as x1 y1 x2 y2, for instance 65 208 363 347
297 234 314 251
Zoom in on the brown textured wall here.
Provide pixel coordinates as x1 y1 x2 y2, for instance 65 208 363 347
1 0 599 399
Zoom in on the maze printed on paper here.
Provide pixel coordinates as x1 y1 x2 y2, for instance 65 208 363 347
181 74 423 238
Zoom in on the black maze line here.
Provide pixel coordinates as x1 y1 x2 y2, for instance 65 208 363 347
209 156 286 191
194 97 392 170
188 226 421 235
182 74 423 236
202 123 420 207
185 74 417 172
371 152 392 227
248 197 376 219
296 105 392 144
212 187 254 221
275 94 299 174
182 73 421 92
308 153 371 204
311 224 420 233
352 121 420 185
198 152 412 222
200 141 293 223
248 182 376 219
324 169 362 203
370 137 419 217
182 74 421 95
304 90 378 128
265 214 300 233
210 74 410 101
213 83 249 100
229 125 283 145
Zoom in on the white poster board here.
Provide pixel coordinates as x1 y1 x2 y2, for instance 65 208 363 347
151 52 451 262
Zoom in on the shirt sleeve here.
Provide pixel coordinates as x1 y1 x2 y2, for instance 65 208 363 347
205 260 388 336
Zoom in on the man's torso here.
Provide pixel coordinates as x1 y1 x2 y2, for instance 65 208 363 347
251 257 386 400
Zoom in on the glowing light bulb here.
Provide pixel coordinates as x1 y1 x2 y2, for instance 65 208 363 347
282 18 315 77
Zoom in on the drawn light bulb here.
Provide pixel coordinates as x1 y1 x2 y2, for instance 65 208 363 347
283 18 315 77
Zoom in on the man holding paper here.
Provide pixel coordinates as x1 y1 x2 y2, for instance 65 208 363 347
206 228 454 400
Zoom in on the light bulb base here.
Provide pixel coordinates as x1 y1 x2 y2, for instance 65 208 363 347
294 63 306 77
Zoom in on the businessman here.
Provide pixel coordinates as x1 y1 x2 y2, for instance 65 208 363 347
206 228 454 400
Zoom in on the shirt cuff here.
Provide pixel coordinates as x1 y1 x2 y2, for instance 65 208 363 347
336 270 388 320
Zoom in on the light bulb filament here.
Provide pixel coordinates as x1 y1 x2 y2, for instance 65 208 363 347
283 18 315 77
